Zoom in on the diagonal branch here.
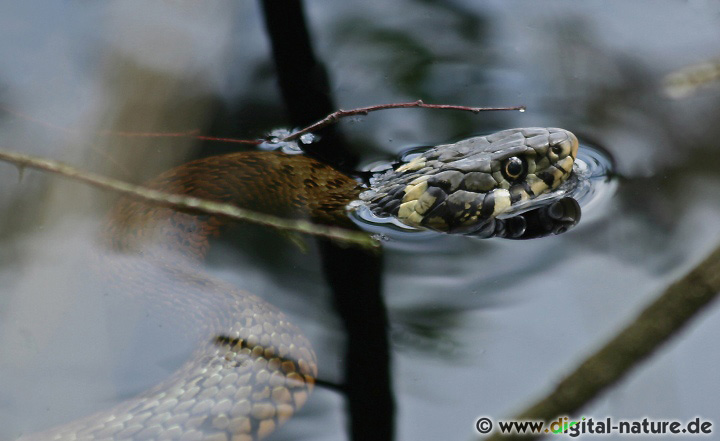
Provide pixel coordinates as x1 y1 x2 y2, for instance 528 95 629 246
0 149 379 249
483 244 720 440
663 58 720 99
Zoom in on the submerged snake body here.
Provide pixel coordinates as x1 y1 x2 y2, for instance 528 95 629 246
22 128 577 440
23 154 359 441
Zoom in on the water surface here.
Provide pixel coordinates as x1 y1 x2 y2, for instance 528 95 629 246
1 2 720 441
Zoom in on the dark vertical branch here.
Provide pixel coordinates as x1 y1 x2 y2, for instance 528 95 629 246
259 0 357 172
320 241 394 441
259 2 395 441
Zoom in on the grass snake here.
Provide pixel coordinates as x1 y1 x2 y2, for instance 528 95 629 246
19 127 578 441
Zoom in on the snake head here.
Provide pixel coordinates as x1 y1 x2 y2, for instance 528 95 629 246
363 128 579 235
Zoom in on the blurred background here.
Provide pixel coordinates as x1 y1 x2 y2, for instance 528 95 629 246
1 1 719 440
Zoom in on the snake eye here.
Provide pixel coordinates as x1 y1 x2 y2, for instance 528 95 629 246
503 156 526 180
551 144 563 155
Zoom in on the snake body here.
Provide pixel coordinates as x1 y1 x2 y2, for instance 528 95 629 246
21 128 577 441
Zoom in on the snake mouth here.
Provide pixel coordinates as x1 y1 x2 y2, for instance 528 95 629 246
362 127 579 235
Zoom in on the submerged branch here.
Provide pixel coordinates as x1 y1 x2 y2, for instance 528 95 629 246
484 245 720 440
282 100 526 142
663 58 720 99
0 149 378 249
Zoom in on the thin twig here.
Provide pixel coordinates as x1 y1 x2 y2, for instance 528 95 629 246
193 135 262 145
0 149 378 249
281 100 526 142
0 106 262 144
3 101 524 146
483 245 720 440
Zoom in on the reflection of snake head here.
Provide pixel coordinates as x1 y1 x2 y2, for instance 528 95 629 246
363 128 579 234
